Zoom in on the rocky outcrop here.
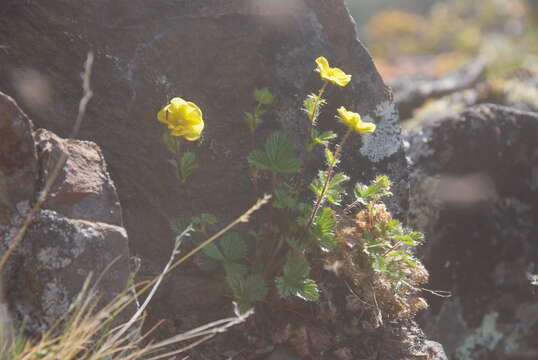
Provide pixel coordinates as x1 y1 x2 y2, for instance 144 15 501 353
0 0 409 273
390 60 486 121
0 92 131 334
0 0 412 346
405 104 538 359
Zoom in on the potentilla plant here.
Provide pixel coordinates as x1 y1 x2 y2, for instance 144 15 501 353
157 97 204 183
157 57 429 319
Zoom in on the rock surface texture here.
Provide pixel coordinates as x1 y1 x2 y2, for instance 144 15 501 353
0 0 411 344
0 92 131 334
405 104 538 360
0 0 409 270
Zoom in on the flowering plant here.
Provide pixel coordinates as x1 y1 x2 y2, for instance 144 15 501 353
157 97 204 182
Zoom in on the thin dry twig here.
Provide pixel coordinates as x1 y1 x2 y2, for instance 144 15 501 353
0 51 94 271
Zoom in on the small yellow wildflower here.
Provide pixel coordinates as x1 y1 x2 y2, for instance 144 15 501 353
337 106 376 135
315 57 352 87
157 97 204 141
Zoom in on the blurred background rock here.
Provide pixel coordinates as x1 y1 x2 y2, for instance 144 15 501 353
347 0 538 124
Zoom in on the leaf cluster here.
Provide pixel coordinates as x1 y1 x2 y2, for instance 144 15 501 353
248 132 302 174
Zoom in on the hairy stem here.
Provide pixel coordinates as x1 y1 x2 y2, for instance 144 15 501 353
307 129 351 228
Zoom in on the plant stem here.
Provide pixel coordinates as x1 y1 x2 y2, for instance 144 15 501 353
307 81 328 140
307 129 352 228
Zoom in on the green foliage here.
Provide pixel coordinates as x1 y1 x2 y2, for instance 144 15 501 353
307 129 337 151
192 213 218 232
245 88 274 133
162 132 178 154
228 273 268 313
312 207 338 252
310 171 349 206
303 93 326 123
254 87 274 105
353 175 392 205
248 132 302 174
275 259 319 301
159 59 431 324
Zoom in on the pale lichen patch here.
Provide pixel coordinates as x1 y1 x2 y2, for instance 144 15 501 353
360 101 402 163
455 312 504 360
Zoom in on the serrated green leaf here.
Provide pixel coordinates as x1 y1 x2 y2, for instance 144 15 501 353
310 171 349 206
375 175 391 190
312 207 338 252
220 232 247 261
254 87 274 105
354 176 393 204
302 93 326 122
324 149 337 166
194 253 220 271
286 237 309 253
283 258 310 280
244 273 268 302
223 261 247 277
202 242 223 260
247 132 301 174
273 186 298 209
296 279 319 301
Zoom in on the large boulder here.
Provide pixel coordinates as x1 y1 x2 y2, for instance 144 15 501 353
405 104 538 359
0 92 131 334
0 0 409 272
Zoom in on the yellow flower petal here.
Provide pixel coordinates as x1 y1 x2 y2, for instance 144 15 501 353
157 97 204 141
315 56 352 87
337 106 376 135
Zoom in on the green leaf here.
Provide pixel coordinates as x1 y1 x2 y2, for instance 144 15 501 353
312 207 338 252
194 254 220 271
275 258 318 300
179 152 199 182
192 213 218 228
248 132 302 174
286 237 309 253
310 171 349 206
223 261 247 277
354 175 393 204
283 258 310 279
302 93 326 122
169 216 188 234
315 131 337 147
227 273 268 312
324 149 339 167
162 132 177 154
202 242 223 260
220 232 247 261
273 186 298 209
244 273 268 302
254 87 274 105
307 130 337 151
168 159 179 169
296 279 320 301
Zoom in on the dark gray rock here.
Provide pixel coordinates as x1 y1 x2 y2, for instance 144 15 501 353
405 104 538 360
391 59 485 120
0 0 409 272
0 91 37 228
35 129 123 226
6 210 130 333
0 92 132 335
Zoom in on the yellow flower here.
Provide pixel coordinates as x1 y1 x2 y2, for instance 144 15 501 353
337 106 376 135
157 97 204 141
315 57 352 87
